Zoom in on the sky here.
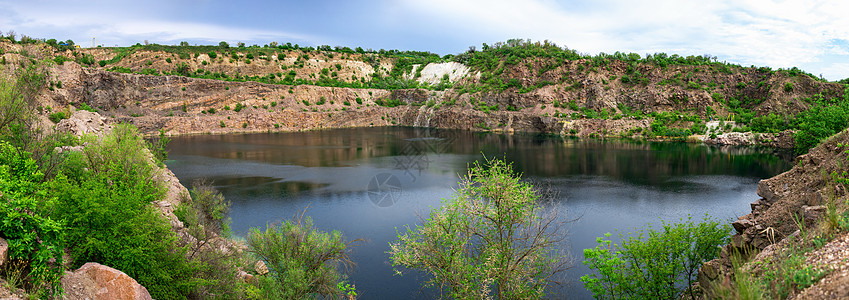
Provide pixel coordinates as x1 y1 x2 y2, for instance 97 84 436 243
2 0 848 80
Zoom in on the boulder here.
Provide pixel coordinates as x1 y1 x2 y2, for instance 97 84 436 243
61 262 152 300
731 217 754 234
56 110 107 136
698 258 723 297
0 237 7 268
757 179 778 204
255 260 269 275
803 205 827 226
237 270 254 283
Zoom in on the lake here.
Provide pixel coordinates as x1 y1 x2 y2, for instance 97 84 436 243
165 127 793 299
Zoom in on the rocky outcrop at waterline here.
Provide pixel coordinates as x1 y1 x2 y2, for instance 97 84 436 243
698 128 849 297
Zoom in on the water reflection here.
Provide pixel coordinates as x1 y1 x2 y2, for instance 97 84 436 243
168 127 791 186
166 127 793 299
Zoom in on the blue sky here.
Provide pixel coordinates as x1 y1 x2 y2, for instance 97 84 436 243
2 0 848 80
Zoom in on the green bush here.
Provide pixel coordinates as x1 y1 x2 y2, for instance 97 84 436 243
793 89 849 153
247 214 358 299
174 62 191 77
172 182 249 299
140 68 160 76
148 128 170 166
79 102 96 112
374 98 403 107
0 63 47 143
76 54 95 65
0 141 64 296
48 111 68 123
50 124 199 299
390 157 569 299
750 113 792 133
53 55 69 65
207 51 217 59
175 181 230 238
581 215 730 300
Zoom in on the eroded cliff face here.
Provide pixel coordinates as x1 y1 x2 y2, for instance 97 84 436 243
22 60 824 147
2 39 840 144
32 64 590 136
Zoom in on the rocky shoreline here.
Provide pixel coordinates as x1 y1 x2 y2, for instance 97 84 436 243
699 128 849 298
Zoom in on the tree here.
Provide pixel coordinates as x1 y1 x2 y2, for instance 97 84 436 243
581 215 730 300
389 157 571 299
0 63 44 137
219 41 229 48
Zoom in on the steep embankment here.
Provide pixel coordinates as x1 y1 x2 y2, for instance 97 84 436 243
699 128 849 297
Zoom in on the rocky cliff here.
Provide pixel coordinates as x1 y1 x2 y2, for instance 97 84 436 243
2 39 843 148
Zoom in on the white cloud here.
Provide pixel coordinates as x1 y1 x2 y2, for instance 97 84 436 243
0 0 320 46
819 63 849 81
399 0 849 80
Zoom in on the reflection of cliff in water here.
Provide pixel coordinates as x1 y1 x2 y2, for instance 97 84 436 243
167 127 793 187
490 136 793 186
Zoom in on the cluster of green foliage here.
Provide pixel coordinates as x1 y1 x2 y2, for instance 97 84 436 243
246 213 359 299
49 124 200 299
47 110 68 123
0 141 64 296
737 85 849 153
374 98 404 107
648 111 706 138
749 113 793 134
581 215 730 299
792 86 849 153
390 157 570 299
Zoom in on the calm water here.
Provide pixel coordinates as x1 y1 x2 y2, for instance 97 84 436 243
166 127 793 299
